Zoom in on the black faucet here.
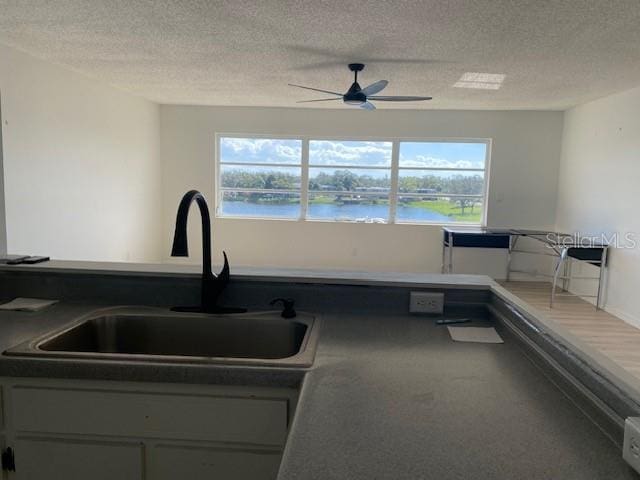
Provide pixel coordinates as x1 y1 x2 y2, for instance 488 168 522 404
170 190 246 314
270 298 296 318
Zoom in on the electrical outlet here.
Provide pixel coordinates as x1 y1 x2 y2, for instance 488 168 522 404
623 417 640 473
409 292 444 314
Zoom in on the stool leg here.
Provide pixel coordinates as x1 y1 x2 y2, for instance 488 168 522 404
551 248 568 308
562 256 570 292
596 247 608 310
506 235 519 282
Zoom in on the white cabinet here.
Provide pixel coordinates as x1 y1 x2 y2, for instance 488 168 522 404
150 444 282 480
12 387 288 446
12 438 143 480
0 379 297 480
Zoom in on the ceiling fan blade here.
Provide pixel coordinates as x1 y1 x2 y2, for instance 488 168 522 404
361 80 388 96
294 59 450 71
286 45 452 70
359 101 376 110
296 98 342 103
288 83 343 96
368 96 433 101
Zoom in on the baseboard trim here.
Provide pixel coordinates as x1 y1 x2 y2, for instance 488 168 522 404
568 286 640 331
605 305 640 330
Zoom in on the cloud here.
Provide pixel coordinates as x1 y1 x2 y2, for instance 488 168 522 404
222 138 394 167
309 140 392 166
221 138 482 171
276 144 299 159
399 155 481 169
221 138 302 164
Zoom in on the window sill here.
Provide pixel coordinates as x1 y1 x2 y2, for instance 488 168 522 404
215 215 484 227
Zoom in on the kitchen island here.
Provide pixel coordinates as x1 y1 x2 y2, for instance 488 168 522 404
0 264 637 479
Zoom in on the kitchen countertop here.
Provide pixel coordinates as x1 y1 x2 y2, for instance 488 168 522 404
278 311 637 480
0 301 636 479
0 259 494 289
4 261 640 408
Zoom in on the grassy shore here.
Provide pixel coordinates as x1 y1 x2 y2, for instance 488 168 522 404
403 200 481 222
309 195 387 205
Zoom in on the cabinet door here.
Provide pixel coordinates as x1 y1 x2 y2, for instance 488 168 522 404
151 444 281 480
12 387 288 446
12 437 143 480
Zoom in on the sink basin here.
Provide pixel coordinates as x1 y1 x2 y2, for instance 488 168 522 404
5 307 319 367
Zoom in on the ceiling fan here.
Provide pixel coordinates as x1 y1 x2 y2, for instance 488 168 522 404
288 63 432 110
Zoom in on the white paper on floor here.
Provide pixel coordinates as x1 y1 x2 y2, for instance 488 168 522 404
447 326 504 344
0 298 59 312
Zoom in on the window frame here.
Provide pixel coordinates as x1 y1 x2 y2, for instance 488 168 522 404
215 133 492 226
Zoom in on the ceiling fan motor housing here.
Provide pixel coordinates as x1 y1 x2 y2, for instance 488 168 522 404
344 64 367 104
344 82 366 104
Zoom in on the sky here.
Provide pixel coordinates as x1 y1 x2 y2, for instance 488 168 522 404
220 137 487 170
220 137 301 164
309 140 391 166
399 142 486 169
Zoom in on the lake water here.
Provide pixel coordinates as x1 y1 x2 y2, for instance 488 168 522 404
221 201 452 222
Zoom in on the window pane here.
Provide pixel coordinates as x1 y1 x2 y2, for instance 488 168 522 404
221 165 301 190
216 137 487 225
220 191 300 218
307 193 388 222
399 142 487 169
398 170 484 195
309 140 392 167
309 168 391 192
396 197 484 224
220 137 302 164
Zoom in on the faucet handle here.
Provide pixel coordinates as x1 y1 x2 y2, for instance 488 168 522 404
215 251 230 282
270 298 296 318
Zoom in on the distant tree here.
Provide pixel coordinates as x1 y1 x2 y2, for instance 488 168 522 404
221 169 483 210
264 174 276 189
447 174 483 215
332 170 359 191
222 169 299 199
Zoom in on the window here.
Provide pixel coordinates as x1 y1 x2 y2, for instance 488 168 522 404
308 140 392 222
396 142 487 224
218 137 302 219
217 136 489 225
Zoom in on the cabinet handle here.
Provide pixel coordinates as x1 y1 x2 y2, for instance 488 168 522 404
1 447 15 472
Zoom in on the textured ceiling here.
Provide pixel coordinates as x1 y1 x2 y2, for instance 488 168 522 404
1 0 640 110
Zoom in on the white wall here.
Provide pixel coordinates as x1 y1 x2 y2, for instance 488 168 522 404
0 91 6 256
0 44 162 262
0 42 565 273
556 85 640 324
161 106 563 273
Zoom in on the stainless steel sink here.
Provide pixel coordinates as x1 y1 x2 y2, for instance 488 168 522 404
4 307 320 367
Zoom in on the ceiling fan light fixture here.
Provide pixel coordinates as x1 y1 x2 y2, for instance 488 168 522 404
453 72 506 90
453 81 502 90
459 72 506 83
